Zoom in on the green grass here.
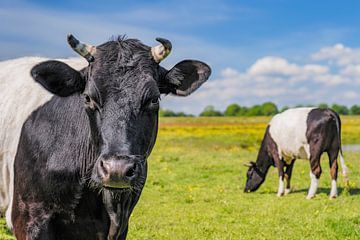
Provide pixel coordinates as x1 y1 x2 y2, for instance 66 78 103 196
2 116 360 239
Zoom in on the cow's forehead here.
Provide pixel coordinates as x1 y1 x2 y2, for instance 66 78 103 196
91 40 156 76
80 37 163 108
95 38 151 62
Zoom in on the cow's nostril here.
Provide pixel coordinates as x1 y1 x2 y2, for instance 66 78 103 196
99 160 109 177
125 164 136 178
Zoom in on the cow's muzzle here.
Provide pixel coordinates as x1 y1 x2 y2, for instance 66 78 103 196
96 155 143 189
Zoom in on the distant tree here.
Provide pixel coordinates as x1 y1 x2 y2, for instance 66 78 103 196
280 106 289 112
159 108 193 117
351 105 360 115
199 105 223 117
331 104 349 115
260 102 278 116
318 103 328 109
246 105 262 116
236 106 249 116
224 103 241 116
295 104 304 108
159 108 176 117
176 112 189 117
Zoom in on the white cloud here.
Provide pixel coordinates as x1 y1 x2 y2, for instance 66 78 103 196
314 74 349 86
342 91 359 99
221 68 239 78
248 57 300 76
341 64 360 76
311 43 360 66
303 64 329 74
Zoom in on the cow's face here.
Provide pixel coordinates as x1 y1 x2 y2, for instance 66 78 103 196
244 163 265 192
31 34 211 191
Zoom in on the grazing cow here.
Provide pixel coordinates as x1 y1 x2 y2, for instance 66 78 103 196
244 107 348 199
12 34 211 239
0 57 87 229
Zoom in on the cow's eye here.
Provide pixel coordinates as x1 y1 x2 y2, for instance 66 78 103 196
84 94 91 104
145 97 160 111
83 94 98 111
151 98 159 105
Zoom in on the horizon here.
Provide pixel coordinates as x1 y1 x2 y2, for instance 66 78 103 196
160 101 359 116
2 0 360 114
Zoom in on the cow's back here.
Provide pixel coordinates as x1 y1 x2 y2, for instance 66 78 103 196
269 107 315 162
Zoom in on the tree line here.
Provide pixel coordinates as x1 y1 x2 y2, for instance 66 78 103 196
159 102 360 117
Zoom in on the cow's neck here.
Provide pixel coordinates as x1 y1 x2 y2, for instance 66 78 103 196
255 155 272 177
254 127 274 177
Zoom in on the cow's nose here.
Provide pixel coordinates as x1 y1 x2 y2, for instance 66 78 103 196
98 159 137 188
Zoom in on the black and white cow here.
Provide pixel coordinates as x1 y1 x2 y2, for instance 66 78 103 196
12 34 211 239
0 57 87 229
244 107 348 199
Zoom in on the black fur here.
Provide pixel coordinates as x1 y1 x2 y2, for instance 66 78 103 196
13 37 211 239
31 60 86 97
305 108 342 180
244 126 276 192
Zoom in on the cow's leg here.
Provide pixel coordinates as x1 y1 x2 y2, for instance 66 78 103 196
12 195 55 240
13 214 54 240
276 159 285 197
284 160 295 195
5 155 14 229
307 151 322 199
327 149 339 199
0 156 7 212
0 152 10 213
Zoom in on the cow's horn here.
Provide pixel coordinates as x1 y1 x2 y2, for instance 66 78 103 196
151 38 172 63
67 34 96 63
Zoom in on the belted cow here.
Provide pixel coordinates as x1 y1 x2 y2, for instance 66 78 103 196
244 107 348 199
11 34 211 239
0 56 87 229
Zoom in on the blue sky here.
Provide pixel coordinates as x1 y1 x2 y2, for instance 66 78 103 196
2 0 360 114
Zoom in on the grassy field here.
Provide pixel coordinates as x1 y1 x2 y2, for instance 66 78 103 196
2 116 360 239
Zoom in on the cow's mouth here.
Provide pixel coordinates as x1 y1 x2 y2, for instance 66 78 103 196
103 182 131 190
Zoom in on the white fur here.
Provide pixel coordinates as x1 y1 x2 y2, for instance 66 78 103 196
0 57 87 229
330 179 337 198
269 107 315 164
306 171 318 199
339 153 349 182
277 177 285 197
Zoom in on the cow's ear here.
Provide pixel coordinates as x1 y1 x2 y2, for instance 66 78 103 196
31 60 86 97
161 60 211 96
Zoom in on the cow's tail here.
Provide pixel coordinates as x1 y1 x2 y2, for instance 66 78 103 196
330 110 349 182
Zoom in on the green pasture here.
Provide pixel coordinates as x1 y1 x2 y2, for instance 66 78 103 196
2 116 360 239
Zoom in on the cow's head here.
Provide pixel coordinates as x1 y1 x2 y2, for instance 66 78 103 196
244 162 266 192
31 34 211 191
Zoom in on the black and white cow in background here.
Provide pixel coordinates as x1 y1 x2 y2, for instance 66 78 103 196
11 34 211 240
244 107 348 199
0 57 87 230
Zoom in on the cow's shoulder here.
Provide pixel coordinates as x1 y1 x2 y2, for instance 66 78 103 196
17 94 90 190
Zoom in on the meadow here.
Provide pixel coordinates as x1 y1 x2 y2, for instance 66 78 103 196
1 116 360 239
